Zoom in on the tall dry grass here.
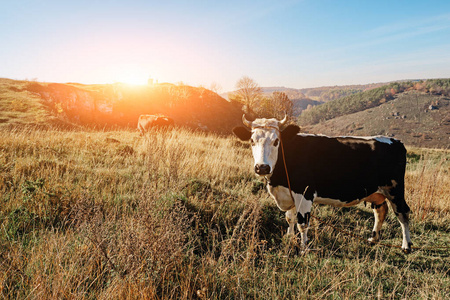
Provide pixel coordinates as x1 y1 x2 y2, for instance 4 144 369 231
0 127 449 299
405 148 450 220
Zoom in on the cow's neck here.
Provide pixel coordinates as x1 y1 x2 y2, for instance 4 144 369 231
267 142 314 200
267 147 289 188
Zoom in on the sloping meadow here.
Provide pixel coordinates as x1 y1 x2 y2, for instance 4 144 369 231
0 127 449 299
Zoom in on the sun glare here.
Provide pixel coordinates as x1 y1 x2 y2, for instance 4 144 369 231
111 64 153 86
116 74 147 86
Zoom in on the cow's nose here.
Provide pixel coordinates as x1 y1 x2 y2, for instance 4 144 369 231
255 164 271 175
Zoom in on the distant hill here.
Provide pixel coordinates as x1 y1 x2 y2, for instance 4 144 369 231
0 78 243 134
298 79 450 126
303 90 450 148
262 82 387 102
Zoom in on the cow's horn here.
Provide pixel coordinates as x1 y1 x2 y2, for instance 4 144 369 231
278 114 288 126
242 114 252 128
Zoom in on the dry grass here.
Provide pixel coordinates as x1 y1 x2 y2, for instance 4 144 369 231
406 147 450 220
0 79 54 128
1 127 449 299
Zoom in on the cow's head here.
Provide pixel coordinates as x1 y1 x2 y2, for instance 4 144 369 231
233 115 300 177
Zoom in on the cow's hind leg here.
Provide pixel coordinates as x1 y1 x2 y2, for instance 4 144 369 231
368 201 388 244
366 192 388 244
387 184 412 253
396 211 412 253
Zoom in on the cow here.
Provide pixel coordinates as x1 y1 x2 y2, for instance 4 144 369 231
137 114 174 135
233 115 413 253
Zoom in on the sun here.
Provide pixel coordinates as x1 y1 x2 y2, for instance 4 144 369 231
111 64 152 86
116 73 148 86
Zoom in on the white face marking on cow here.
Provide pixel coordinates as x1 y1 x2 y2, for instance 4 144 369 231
249 118 282 176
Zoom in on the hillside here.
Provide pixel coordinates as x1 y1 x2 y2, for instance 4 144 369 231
298 79 450 125
0 78 244 134
0 78 74 129
304 91 450 148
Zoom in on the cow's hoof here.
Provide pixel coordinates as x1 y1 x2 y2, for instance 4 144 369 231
402 242 413 254
368 231 380 245
368 237 378 245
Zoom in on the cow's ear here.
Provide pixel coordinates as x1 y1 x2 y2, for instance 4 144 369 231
233 126 251 141
281 124 300 141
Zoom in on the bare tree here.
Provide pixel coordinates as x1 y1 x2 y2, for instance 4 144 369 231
253 91 293 120
209 82 222 94
229 76 262 115
271 91 293 119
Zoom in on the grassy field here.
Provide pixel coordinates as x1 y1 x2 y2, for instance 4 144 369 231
1 127 449 299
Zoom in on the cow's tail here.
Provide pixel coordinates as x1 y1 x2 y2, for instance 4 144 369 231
391 140 409 214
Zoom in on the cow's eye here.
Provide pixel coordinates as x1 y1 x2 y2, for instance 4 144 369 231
250 139 255 146
274 139 279 147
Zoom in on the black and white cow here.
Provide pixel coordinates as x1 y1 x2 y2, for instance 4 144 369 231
233 115 412 253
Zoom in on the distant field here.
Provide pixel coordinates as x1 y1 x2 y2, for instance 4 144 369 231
1 127 449 299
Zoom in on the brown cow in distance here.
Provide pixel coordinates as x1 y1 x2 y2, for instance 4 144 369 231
137 114 174 134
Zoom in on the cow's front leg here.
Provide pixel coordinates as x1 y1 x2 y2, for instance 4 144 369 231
295 196 313 249
285 207 297 236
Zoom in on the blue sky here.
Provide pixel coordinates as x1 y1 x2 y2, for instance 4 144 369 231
1 0 450 91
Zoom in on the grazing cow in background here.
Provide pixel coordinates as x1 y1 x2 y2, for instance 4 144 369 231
233 115 412 253
137 114 174 135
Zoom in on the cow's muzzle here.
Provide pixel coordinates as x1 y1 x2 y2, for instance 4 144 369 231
255 164 271 175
